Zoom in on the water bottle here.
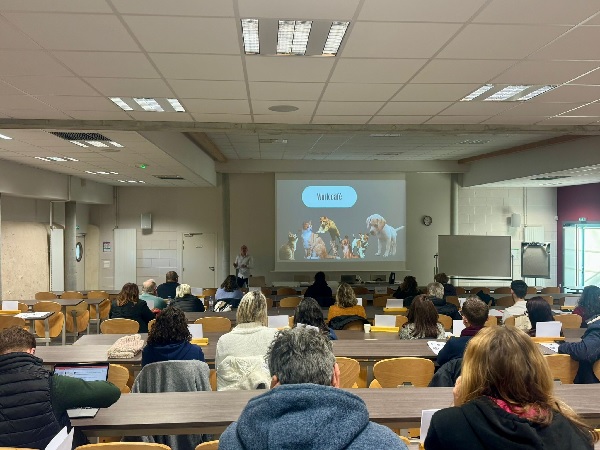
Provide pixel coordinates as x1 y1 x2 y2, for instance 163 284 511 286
208 296 214 311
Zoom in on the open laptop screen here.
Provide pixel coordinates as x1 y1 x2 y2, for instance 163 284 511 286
53 363 109 382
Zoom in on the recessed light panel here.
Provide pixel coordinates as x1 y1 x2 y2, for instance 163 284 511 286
277 20 312 55
110 97 133 111
485 85 529 102
323 21 349 55
36 156 79 162
167 99 186 112
462 84 556 102
241 19 259 54
134 98 164 112
517 86 556 101
86 141 109 148
461 85 493 102
0 133 12 140
86 170 119 175
109 97 185 113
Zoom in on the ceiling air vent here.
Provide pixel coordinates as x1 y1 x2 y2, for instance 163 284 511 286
48 132 111 141
153 175 185 180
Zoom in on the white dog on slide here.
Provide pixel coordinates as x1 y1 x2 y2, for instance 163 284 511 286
366 214 404 257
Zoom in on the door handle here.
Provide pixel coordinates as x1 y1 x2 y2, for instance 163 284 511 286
209 266 215 271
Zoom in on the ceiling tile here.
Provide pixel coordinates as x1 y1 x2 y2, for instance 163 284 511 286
0 95 52 109
85 78 173 97
61 110 133 120
438 24 567 59
439 101 516 115
252 100 316 115
3 76 99 96
529 85 600 103
192 113 252 123
312 115 371 124
532 27 600 60
151 54 244 80
426 115 488 124
0 0 112 13
254 115 312 124
331 59 426 83
0 16 40 49
412 59 517 83
507 102 582 116
474 0 600 25
379 101 452 115
170 80 247 99
567 68 600 85
393 83 481 101
54 51 160 78
322 83 401 101
238 0 359 20
342 22 461 58
359 0 487 22
538 116 600 125
7 108 72 119
369 116 430 124
0 50 72 76
4 13 140 51
493 60 600 85
315 101 382 115
124 16 240 54
35 95 116 111
0 80 28 95
249 82 324 101
246 57 335 82
562 102 600 116
180 99 250 114
112 0 234 16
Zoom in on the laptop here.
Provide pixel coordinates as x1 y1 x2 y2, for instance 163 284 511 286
53 363 109 418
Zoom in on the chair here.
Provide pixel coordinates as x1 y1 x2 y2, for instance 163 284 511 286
33 301 64 339
202 288 217 298
372 297 388 307
352 286 369 295
527 286 538 295
209 369 217 391
593 360 600 381
76 443 171 450
193 316 232 332
484 316 498 327
0 315 26 330
65 301 90 338
469 287 490 294
148 319 156 333
370 357 435 388
109 364 132 393
504 316 515 327
101 318 140 334
541 295 554 306
248 276 266 287
445 296 460 308
265 297 274 308
279 297 301 308
495 296 515 307
494 287 511 294
288 316 294 328
454 287 466 295
276 287 297 296
342 320 366 331
541 287 560 294
544 354 579 384
17 302 28 312
553 314 582 329
61 291 84 299
35 291 58 300
336 357 360 388
395 315 408 327
438 314 452 331
195 441 219 450
88 291 111 323
260 287 272 297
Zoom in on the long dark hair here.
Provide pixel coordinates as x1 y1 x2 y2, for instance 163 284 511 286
117 283 139 307
577 285 600 320
400 276 418 293
526 297 554 334
405 295 440 338
293 297 330 336
220 275 239 292
147 306 191 345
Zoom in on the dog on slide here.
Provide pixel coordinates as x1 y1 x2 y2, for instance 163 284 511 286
351 233 369 259
317 216 342 257
366 213 404 257
301 221 335 259
341 236 356 259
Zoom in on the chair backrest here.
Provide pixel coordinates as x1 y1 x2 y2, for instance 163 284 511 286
108 364 131 393
209 369 217 391
527 286 538 295
265 297 274 308
469 287 490 294
248 276 266 287
195 441 219 450
61 291 84 299
133 360 211 393
202 288 217 297
495 296 515 307
33 301 64 338
352 286 369 295
395 315 408 328
76 443 171 450
17 302 29 313
544 354 579 384
484 316 498 327
147 319 156 333
336 357 360 388
260 287 272 297
541 295 553 306
277 287 297 296
372 297 387 307
593 360 600 382
87 290 109 299
438 314 452 331
503 316 516 327
372 357 435 388
0 315 26 330
553 314 582 329
445 296 460 308
194 316 232 332
494 287 512 294
541 287 560 294
65 301 90 333
101 318 140 334
279 296 301 308
35 291 58 300
342 319 365 331
454 287 466 295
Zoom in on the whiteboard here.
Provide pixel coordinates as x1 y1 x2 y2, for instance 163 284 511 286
438 235 511 278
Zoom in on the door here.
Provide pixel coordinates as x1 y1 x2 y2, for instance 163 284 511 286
182 233 217 288
563 222 600 288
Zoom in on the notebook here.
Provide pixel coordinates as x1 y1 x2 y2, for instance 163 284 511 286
53 363 109 418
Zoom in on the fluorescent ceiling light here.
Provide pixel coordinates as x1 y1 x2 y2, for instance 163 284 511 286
517 85 556 101
461 84 493 101
134 98 164 112
370 133 402 137
109 141 123 148
69 141 88 148
167 99 186 112
38 156 79 162
277 20 312 55
35 157 51 162
485 85 529 102
323 21 349 55
110 97 133 111
0 133 12 140
241 19 259 54
86 170 118 175
86 141 109 148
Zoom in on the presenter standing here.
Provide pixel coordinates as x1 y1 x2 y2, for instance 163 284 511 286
234 245 253 288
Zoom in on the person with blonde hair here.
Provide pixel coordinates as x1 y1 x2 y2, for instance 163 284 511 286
425 326 597 449
170 283 205 312
215 291 278 390
326 282 367 324
399 295 445 340
109 282 155 333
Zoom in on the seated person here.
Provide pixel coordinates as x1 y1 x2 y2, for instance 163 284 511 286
393 275 420 304
399 295 446 340
142 306 205 367
140 278 167 310
434 272 457 297
502 280 530 329
437 296 488 366
558 312 600 383
110 282 155 333
293 297 337 340
425 327 597 449
573 285 600 328
0 327 120 449
428 282 461 320
327 283 367 327
170 283 205 313
527 296 561 337
304 271 334 307
157 270 180 299
215 275 244 308
220 327 408 449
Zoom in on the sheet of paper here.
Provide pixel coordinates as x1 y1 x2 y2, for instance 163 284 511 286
427 341 446 355
488 309 504 317
191 287 203 296
16 312 49 319
420 409 440 444
386 299 404 308
374 286 388 295
2 301 18 311
268 315 290 328
356 297 362 306
540 343 559 353
188 324 203 339
536 321 562 337
452 320 466 336
374 314 396 327
45 426 74 450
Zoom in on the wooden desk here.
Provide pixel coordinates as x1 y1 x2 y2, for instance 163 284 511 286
72 385 600 437
20 298 84 345
36 345 142 364
16 311 53 346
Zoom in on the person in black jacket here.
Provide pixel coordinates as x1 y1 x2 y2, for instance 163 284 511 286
558 314 600 383
425 326 597 450
428 282 461 320
157 270 180 299
110 282 155 333
304 271 334 307
171 283 205 313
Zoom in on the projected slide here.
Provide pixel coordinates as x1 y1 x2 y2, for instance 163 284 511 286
275 176 406 271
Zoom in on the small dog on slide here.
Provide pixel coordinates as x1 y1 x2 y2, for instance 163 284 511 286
341 236 355 259
317 216 342 257
351 233 369 259
366 213 404 257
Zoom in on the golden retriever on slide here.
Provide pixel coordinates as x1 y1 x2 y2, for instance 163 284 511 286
366 213 404 257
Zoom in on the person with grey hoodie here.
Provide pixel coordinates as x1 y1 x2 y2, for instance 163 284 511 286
219 327 408 450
